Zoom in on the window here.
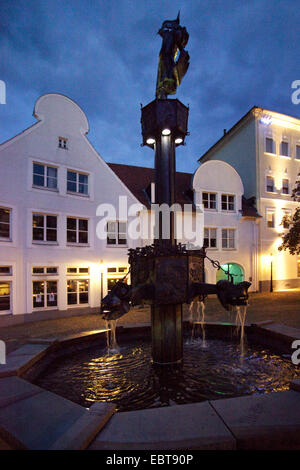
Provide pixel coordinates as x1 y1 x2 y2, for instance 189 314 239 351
266 137 275 154
67 267 89 274
282 179 289 194
67 171 88 195
202 192 217 210
280 141 289 157
0 266 12 275
107 221 127 245
203 228 217 248
266 210 275 228
266 176 275 192
32 267 58 275
67 279 89 305
33 280 57 309
0 282 11 312
221 195 235 211
221 229 236 249
32 214 57 242
58 137 67 149
282 209 292 229
0 207 11 240
298 259 300 277
33 163 57 189
67 217 88 244
296 145 300 160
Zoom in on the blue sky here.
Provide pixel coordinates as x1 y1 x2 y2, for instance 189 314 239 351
0 0 299 173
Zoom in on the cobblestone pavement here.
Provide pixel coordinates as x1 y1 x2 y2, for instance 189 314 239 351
0 290 299 353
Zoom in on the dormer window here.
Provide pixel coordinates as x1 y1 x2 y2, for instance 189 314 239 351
58 137 68 149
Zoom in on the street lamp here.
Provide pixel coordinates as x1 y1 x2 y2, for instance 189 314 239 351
270 253 273 293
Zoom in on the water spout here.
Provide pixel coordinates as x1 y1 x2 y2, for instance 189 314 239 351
105 320 119 353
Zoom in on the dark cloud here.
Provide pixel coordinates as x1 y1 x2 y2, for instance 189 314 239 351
0 0 299 173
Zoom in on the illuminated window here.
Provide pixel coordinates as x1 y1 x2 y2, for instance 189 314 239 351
203 228 217 248
221 195 235 211
58 137 67 149
266 176 274 192
0 282 11 312
107 221 127 245
0 266 12 275
280 141 289 157
33 280 57 309
67 217 88 244
282 179 289 194
67 279 89 305
32 213 57 242
67 267 89 274
33 163 57 189
32 267 58 275
0 207 11 240
202 192 217 210
67 171 88 195
221 229 235 249
266 137 275 154
266 210 275 228
282 209 291 229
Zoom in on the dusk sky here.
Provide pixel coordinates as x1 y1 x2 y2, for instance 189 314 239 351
1 0 299 173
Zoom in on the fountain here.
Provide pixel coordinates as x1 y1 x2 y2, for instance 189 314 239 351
101 13 251 364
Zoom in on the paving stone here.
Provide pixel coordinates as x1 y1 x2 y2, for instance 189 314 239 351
88 402 236 450
210 391 300 450
0 389 87 449
8 344 49 357
0 344 49 377
50 402 116 450
0 376 43 408
259 323 300 340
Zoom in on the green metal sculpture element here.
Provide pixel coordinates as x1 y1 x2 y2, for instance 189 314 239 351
156 12 190 99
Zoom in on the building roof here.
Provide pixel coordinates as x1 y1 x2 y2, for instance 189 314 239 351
107 162 260 218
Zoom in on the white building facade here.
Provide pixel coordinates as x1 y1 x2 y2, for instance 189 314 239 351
0 94 273 325
199 107 300 291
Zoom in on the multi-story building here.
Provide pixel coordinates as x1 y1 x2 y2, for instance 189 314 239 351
199 107 300 291
0 94 278 325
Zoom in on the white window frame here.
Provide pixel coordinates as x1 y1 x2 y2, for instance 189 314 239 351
32 266 58 275
203 227 217 249
67 278 89 307
0 207 11 241
32 279 58 310
0 280 12 314
58 137 68 149
67 170 89 196
32 162 58 190
202 192 217 210
67 267 90 275
32 213 58 244
296 144 300 160
66 217 89 245
107 221 127 246
221 228 236 250
221 194 235 212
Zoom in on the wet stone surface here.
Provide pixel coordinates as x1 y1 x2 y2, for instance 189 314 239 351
34 337 300 412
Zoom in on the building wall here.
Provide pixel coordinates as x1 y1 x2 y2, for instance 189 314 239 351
0 94 140 321
257 111 300 290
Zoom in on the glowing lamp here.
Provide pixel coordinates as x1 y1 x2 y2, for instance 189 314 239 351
162 128 171 136
175 137 183 144
146 137 155 145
